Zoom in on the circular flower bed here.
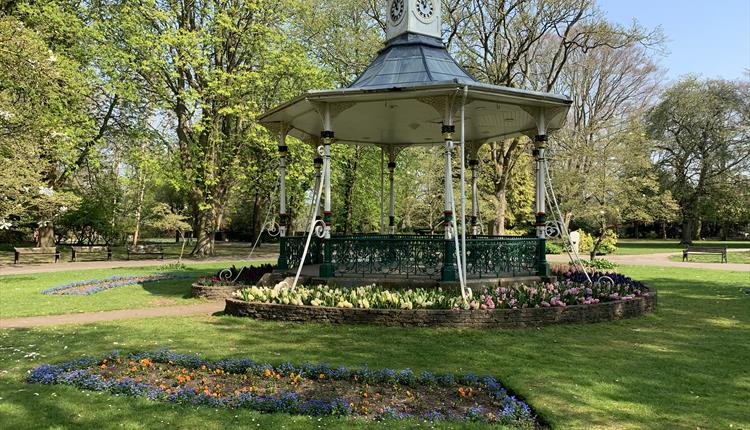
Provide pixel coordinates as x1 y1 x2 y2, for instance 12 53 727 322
42 273 192 296
28 350 538 427
225 269 655 327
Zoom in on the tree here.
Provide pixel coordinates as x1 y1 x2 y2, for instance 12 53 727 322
443 0 661 233
0 15 87 238
103 0 327 255
647 78 750 243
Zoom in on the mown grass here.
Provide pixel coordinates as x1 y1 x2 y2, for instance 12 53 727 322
613 239 749 255
667 251 750 264
0 261 269 318
0 266 748 429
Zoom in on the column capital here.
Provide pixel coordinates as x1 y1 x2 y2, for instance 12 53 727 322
534 134 548 150
320 130 335 145
442 124 456 140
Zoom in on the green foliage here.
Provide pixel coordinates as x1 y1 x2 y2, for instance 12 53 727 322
578 258 618 270
648 77 750 241
577 229 617 255
545 242 563 255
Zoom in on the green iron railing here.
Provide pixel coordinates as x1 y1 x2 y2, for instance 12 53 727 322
278 234 543 280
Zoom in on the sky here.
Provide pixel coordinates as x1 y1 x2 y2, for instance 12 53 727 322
598 0 750 82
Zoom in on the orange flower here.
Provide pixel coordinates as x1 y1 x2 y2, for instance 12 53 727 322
264 368 272 378
139 358 151 367
457 387 466 397
319 373 325 380
362 392 368 398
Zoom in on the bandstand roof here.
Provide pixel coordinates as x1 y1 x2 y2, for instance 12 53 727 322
259 34 572 147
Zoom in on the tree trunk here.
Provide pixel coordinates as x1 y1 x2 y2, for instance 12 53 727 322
680 219 693 244
661 222 667 240
693 218 702 241
132 171 146 246
38 223 55 247
495 190 507 235
634 222 639 239
192 205 217 256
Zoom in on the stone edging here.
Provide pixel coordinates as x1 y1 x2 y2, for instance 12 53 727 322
223 290 657 328
191 283 241 300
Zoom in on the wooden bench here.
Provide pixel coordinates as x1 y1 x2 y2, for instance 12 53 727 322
683 246 727 263
14 247 59 264
127 244 164 260
71 245 112 262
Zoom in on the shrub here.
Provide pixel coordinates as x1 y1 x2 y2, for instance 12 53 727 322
577 229 617 255
578 259 618 270
545 242 563 254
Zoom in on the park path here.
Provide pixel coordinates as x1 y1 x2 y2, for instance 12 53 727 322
0 301 225 329
547 249 750 272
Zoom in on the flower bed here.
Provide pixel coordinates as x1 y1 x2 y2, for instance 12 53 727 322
27 350 538 427
233 270 646 311
225 270 655 327
41 274 192 295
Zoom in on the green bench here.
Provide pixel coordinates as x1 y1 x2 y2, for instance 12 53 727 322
14 247 60 264
682 246 727 263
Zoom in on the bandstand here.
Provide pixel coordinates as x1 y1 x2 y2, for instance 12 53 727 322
258 0 572 285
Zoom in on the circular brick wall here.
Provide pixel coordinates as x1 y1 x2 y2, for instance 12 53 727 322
224 289 657 328
191 283 241 300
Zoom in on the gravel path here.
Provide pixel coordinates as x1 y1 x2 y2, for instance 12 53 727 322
548 249 750 272
0 301 225 329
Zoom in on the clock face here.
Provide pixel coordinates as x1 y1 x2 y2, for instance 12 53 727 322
415 0 435 20
390 0 404 23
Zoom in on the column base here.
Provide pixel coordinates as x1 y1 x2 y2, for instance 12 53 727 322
536 260 550 277
319 263 334 278
441 266 456 282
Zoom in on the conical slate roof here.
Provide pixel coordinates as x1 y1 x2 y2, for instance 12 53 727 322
349 33 478 89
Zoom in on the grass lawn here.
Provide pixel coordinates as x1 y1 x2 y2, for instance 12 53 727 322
0 266 748 429
614 239 749 255
668 251 750 264
0 260 269 318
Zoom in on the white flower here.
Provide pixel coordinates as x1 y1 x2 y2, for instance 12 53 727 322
0 220 11 230
38 186 55 196
0 110 12 120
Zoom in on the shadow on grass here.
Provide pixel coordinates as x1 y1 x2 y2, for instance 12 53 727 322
1 273 748 429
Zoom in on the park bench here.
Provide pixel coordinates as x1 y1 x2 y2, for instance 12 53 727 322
71 245 112 262
682 246 727 263
127 244 164 260
13 247 60 264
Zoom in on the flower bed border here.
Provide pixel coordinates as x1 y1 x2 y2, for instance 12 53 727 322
27 349 538 426
42 274 192 296
191 283 241 300
224 288 656 328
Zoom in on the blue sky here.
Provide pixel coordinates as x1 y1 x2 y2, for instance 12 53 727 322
598 0 750 82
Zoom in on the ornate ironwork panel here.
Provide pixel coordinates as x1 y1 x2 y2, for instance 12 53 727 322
281 234 541 279
329 236 444 278
465 237 540 278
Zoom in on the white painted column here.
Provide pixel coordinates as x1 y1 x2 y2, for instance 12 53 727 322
388 159 396 235
534 111 548 239
380 147 385 234
278 126 288 237
442 124 455 240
